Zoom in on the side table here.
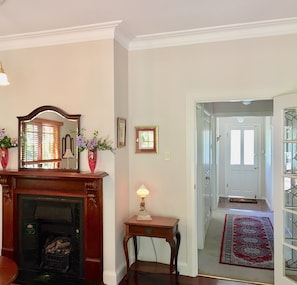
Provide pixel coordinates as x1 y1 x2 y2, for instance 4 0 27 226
123 215 181 277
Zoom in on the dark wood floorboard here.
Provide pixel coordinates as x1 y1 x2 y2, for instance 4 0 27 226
119 271 256 285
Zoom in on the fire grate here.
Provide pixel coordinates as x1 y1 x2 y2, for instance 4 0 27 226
42 237 71 273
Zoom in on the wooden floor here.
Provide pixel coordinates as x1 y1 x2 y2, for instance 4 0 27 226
218 197 270 212
119 198 271 285
119 271 256 285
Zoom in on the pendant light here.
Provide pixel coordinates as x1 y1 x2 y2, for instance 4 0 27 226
0 62 10 86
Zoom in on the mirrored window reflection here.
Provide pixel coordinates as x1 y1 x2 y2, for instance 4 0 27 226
22 119 62 169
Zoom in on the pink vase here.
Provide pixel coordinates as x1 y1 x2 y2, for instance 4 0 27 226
0 148 9 170
88 150 97 173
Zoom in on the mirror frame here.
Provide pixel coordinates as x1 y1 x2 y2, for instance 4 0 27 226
18 105 81 172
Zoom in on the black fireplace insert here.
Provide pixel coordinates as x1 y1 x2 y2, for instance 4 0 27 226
17 194 84 280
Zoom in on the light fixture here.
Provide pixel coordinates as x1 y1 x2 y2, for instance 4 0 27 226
136 184 152 220
242 100 251 106
0 62 10 86
63 148 74 169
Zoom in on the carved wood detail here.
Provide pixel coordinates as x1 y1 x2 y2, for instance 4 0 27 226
0 170 108 285
0 175 11 203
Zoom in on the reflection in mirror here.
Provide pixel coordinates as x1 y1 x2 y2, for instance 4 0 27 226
18 106 81 171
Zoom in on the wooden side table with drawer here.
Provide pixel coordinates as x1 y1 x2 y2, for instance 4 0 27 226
123 215 181 277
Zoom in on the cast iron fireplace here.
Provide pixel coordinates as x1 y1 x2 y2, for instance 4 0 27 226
0 170 107 285
18 194 84 278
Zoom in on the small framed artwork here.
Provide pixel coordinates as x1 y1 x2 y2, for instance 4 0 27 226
135 126 158 153
117 118 126 148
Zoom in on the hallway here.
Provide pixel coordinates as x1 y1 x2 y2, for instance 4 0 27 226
198 198 273 284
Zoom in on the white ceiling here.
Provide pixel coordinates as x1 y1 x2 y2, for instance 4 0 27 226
1 0 297 39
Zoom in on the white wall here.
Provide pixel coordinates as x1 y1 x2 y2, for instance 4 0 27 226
0 39 120 284
129 34 297 276
112 41 129 284
1 31 297 283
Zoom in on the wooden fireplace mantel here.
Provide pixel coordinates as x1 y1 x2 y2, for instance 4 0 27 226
0 169 108 284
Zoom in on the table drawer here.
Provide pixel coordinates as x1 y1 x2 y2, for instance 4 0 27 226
129 225 174 237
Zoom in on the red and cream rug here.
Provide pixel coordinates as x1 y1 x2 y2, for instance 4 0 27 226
219 214 274 269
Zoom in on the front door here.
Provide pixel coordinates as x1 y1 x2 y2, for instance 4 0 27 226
225 124 260 198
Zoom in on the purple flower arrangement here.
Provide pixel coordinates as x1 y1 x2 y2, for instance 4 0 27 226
76 129 115 153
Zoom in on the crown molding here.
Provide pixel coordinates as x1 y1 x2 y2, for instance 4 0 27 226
129 17 297 50
0 21 124 51
0 17 297 52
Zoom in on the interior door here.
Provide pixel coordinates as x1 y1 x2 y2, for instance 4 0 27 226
225 124 259 198
196 104 213 249
203 108 212 234
274 93 297 285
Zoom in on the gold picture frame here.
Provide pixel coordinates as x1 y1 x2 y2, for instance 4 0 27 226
135 126 158 153
117 118 126 148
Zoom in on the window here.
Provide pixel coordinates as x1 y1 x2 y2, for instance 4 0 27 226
21 118 62 168
230 129 254 166
230 130 241 165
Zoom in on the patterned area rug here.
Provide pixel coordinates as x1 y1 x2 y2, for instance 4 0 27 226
219 214 274 269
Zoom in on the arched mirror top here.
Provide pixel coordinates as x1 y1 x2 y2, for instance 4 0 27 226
18 106 81 172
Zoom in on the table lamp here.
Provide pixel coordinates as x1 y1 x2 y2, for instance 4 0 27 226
136 184 152 220
63 148 74 169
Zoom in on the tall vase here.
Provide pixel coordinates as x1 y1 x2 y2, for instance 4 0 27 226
88 149 97 173
0 148 9 170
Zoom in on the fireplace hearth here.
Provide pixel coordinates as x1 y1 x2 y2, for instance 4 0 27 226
0 170 108 285
18 195 84 278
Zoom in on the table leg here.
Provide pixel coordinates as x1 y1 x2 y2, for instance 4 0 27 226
123 235 132 278
166 230 181 276
132 236 138 261
167 238 176 274
175 230 181 275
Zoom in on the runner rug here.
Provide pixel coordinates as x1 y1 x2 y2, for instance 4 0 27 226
219 214 274 269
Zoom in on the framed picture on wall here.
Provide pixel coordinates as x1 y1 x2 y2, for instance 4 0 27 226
117 118 127 148
135 126 158 153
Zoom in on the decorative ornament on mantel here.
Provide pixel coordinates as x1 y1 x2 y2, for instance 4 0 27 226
75 128 115 173
88 149 97 173
0 128 18 170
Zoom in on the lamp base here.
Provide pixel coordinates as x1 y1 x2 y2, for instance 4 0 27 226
137 209 152 220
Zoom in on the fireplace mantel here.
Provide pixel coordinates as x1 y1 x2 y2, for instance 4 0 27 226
0 170 108 284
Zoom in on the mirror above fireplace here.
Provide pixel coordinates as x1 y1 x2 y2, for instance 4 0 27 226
18 106 81 172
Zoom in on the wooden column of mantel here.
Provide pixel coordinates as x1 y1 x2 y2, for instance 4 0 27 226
0 169 108 285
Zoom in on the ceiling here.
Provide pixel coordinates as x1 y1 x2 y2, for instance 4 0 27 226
1 0 297 39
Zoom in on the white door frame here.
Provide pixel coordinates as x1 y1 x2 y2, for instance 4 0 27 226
185 95 273 278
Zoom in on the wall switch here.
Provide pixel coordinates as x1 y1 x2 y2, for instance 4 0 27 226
164 151 171 161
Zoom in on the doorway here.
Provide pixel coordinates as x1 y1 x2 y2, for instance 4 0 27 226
195 100 273 282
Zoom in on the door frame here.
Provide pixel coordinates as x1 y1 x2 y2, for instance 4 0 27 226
186 96 273 278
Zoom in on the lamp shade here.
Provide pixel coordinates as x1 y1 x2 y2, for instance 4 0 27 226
136 184 152 220
0 63 9 86
63 148 74 159
136 184 149 198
